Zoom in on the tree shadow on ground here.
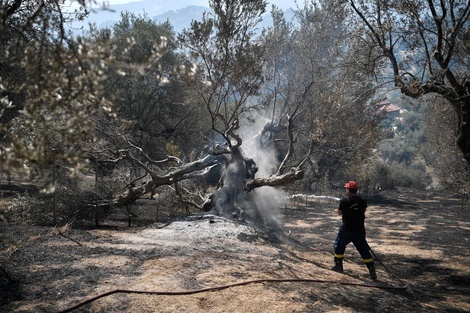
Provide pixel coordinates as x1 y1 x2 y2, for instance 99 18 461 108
1 188 469 313
366 193 419 209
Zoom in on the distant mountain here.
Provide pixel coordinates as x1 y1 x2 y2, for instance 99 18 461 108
69 2 294 36
153 6 208 32
70 1 209 35
152 6 292 33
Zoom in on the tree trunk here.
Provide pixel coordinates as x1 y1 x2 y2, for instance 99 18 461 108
457 99 470 165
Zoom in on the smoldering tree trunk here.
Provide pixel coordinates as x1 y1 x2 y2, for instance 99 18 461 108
107 139 304 230
203 145 303 232
457 98 470 165
210 146 258 218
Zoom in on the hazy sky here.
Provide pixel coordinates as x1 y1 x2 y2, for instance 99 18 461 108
103 0 208 6
107 0 147 3
67 0 295 33
91 0 293 10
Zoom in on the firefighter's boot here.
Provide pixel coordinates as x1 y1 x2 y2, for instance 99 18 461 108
366 262 377 279
331 257 343 273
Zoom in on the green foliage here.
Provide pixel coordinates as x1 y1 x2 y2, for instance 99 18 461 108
349 0 470 168
373 99 429 185
179 0 267 140
359 158 428 190
370 94 470 191
5 0 468 220
3 193 51 225
261 1 383 184
97 12 211 160
1 1 115 174
420 96 469 191
388 162 428 189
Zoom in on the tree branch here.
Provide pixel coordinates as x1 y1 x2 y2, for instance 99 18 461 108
246 167 304 192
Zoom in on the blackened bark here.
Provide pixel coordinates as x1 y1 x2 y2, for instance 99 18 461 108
112 154 222 207
457 99 470 164
245 167 304 191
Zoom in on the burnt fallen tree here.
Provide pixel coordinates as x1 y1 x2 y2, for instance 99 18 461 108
93 109 307 231
85 0 313 229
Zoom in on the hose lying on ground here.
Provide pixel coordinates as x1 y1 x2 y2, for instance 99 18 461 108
58 248 407 313
370 246 408 288
58 218 407 313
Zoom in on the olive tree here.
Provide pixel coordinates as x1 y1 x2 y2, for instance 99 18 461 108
348 0 470 169
99 13 211 160
176 0 305 226
0 0 113 174
83 0 303 231
260 1 383 190
421 95 469 191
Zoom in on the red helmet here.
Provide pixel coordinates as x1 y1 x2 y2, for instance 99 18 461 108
344 181 358 190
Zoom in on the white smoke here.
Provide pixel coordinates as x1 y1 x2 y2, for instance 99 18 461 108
250 186 288 231
236 112 288 232
239 113 279 176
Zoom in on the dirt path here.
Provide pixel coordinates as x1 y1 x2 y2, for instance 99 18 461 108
1 188 469 312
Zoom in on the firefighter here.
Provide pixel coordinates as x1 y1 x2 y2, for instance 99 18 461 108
332 181 377 279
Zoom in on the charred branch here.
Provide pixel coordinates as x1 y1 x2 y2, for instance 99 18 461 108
225 118 242 148
112 154 223 207
245 167 304 192
174 182 204 211
276 114 294 176
257 120 286 148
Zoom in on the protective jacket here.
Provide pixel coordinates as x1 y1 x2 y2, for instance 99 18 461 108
338 195 367 232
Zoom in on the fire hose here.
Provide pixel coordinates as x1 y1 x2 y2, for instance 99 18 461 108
369 245 408 289
58 245 407 313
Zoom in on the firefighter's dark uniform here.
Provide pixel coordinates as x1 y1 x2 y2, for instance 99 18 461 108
333 182 377 279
